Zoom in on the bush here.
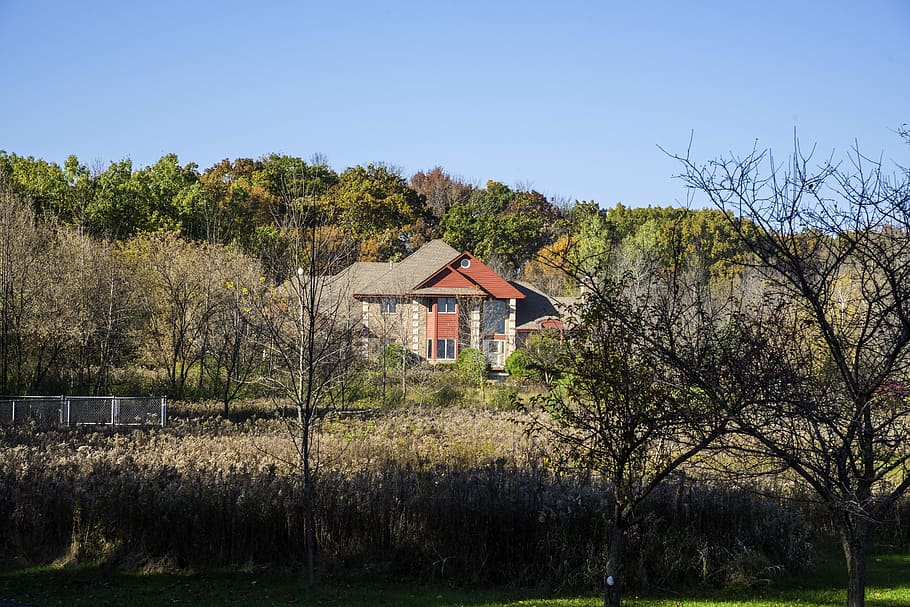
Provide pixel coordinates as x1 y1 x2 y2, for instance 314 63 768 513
382 343 413 371
488 384 519 411
430 377 462 407
454 348 489 384
504 349 540 382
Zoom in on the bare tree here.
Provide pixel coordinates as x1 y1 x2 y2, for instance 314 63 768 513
536 205 804 606
670 134 910 607
367 281 416 404
252 193 358 584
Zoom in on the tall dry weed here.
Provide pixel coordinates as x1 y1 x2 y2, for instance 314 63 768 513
0 408 822 590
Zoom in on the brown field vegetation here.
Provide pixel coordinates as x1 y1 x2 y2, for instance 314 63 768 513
0 403 852 592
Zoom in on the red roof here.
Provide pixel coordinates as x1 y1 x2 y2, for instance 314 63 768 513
414 253 525 300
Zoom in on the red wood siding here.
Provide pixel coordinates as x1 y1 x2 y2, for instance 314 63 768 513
426 299 459 359
423 269 475 289
435 312 458 338
458 257 524 299
415 253 525 300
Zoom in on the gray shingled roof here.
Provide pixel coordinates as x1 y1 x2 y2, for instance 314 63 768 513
352 239 461 296
336 261 392 295
511 281 575 331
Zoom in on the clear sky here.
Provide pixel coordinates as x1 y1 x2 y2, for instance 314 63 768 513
1 0 907 208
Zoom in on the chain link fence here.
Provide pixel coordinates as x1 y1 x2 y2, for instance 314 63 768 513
0 396 167 428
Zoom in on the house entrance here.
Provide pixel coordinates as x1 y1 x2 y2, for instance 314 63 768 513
482 339 506 369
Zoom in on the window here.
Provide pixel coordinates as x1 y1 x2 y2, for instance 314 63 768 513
436 338 456 360
482 300 507 335
460 258 471 269
427 339 433 359
380 298 397 314
438 297 456 314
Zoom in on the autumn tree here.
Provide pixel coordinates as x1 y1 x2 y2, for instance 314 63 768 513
332 163 431 260
56 226 141 394
410 166 473 219
0 179 55 392
197 158 276 248
126 232 228 400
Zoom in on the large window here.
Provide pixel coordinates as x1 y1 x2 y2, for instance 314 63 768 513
436 338 456 360
437 297 456 314
380 298 398 314
482 300 507 335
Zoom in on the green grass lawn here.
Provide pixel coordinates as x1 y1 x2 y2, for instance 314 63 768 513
1 553 908 607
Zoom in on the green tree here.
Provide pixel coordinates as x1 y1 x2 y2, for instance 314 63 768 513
62 155 99 226
441 181 555 273
141 153 201 232
333 163 431 260
88 159 150 237
0 152 69 219
258 153 338 204
454 347 489 384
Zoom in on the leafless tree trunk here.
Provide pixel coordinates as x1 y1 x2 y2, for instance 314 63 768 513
252 183 358 584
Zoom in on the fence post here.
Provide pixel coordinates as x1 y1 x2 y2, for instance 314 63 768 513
60 395 66 426
160 396 167 427
10 399 15 424
64 396 71 427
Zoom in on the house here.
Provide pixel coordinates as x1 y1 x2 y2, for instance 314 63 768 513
332 239 566 369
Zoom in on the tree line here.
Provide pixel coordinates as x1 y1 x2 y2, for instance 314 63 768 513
0 150 751 281
0 148 751 401
0 152 564 277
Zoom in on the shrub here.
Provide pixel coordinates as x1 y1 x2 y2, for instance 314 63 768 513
382 343 413 371
454 348 488 384
430 377 462 408
504 349 541 382
488 384 519 411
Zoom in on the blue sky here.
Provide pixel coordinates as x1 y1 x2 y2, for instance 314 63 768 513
1 1 907 208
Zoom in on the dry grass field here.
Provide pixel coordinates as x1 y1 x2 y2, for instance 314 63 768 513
0 401 899 599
